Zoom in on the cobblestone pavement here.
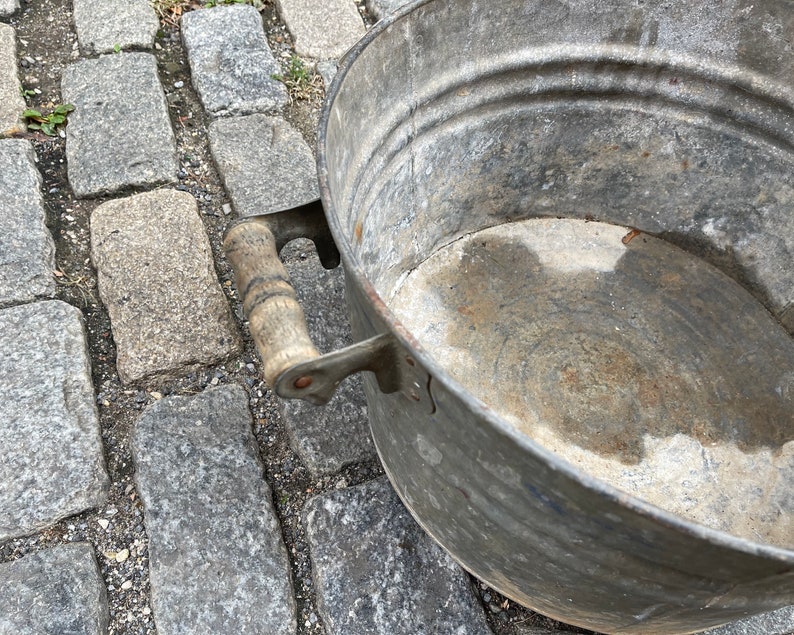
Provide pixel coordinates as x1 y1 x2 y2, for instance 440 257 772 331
0 1 792 634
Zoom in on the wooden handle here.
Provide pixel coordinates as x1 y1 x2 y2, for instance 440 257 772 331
224 220 320 387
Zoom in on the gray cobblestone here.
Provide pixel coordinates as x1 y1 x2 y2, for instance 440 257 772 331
0 300 109 541
0 543 108 634
90 189 241 384
276 0 365 59
0 139 55 307
73 0 159 54
365 0 410 20
316 60 337 90
209 114 318 216
304 476 492 635
703 607 794 635
181 5 288 117
62 52 178 197
133 385 296 635
0 24 25 136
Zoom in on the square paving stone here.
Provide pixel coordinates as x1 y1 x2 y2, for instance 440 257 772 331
304 476 492 635
0 300 109 541
132 385 296 635
62 52 178 197
276 0 366 59
0 139 56 307
0 24 25 136
73 0 159 54
90 189 241 384
209 114 319 216
181 5 288 117
0 543 109 634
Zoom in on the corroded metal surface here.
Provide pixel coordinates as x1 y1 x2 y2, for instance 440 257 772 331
390 218 793 548
313 0 794 633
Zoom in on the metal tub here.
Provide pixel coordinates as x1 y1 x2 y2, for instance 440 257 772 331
225 1 794 632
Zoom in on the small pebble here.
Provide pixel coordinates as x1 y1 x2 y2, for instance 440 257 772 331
115 548 130 563
97 518 110 530
121 580 133 590
174 80 184 89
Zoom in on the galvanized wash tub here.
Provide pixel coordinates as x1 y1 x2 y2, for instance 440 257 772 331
225 0 794 633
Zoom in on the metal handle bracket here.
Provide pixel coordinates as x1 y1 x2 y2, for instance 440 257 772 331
224 201 434 409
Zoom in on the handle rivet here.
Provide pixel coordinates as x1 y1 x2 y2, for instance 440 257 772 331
294 376 313 389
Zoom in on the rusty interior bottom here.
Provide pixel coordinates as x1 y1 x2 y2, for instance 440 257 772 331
389 218 794 548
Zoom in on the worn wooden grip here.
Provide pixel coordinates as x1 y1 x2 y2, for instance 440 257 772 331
224 220 320 387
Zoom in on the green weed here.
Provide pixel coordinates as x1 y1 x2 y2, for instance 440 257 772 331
23 103 75 136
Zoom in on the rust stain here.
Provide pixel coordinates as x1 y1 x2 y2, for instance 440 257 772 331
457 305 474 317
660 272 683 287
354 220 363 244
622 228 641 244
681 158 690 170
561 365 580 387
641 150 651 158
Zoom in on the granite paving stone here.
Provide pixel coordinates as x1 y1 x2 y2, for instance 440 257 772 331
90 189 241 384
276 0 366 59
132 385 296 635
304 476 493 635
0 0 18 18
0 139 55 307
73 0 159 54
281 240 376 475
0 300 109 541
317 60 337 90
0 543 109 634
703 606 794 635
181 5 288 117
209 114 318 216
365 0 410 20
0 24 25 136
61 52 178 197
